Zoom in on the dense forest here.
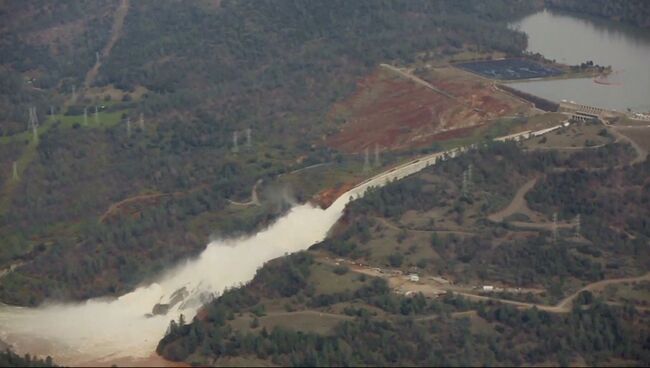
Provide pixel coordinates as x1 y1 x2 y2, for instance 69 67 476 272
0 350 55 367
546 0 650 28
158 138 649 366
0 0 538 305
2 1 649 365
158 252 650 366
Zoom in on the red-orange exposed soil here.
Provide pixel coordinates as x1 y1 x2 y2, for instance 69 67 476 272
326 66 529 153
99 185 207 223
99 193 172 223
312 182 358 209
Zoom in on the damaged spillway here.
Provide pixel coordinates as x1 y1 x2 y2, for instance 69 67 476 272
0 147 460 366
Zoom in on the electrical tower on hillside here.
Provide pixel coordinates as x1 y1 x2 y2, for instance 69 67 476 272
28 106 39 142
374 143 381 167
363 147 370 172
232 131 239 153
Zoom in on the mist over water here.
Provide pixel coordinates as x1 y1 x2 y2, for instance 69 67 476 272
0 149 450 366
0 203 345 365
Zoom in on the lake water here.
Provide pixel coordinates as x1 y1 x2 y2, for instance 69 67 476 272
509 9 650 112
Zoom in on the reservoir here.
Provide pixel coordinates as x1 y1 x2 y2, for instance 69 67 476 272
509 9 650 112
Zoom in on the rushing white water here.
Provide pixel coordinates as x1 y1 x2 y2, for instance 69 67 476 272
0 148 456 366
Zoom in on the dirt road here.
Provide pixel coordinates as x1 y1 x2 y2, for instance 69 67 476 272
380 63 456 99
555 272 650 310
99 192 171 223
319 255 650 314
487 176 579 231
259 310 353 321
487 177 540 223
374 216 476 235
0 261 24 280
609 126 648 165
227 178 262 206
83 0 130 89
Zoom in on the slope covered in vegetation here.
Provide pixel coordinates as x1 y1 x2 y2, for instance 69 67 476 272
547 0 650 28
158 133 650 366
0 0 538 305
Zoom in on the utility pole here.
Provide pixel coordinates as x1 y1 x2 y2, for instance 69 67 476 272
28 106 39 142
232 131 239 153
374 143 380 167
363 147 370 172
246 128 252 148
12 161 18 181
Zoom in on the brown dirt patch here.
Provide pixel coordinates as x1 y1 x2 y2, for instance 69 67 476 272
100 193 170 223
312 182 357 209
326 66 529 153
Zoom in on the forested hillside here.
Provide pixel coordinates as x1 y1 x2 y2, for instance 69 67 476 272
158 136 650 366
546 0 650 28
0 349 55 368
0 1 537 305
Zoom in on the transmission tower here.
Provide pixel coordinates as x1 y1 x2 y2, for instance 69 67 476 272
232 131 239 153
374 143 380 167
28 107 37 129
363 147 370 172
575 214 581 237
28 106 39 142
12 161 18 181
